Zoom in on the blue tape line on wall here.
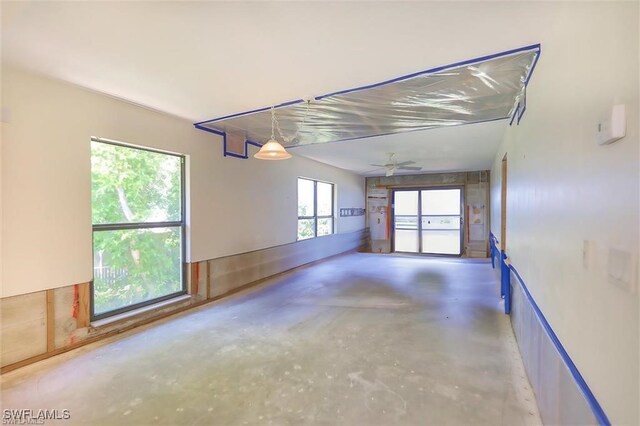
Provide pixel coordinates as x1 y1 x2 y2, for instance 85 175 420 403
508 264 611 425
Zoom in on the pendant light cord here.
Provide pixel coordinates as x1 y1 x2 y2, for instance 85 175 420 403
271 107 277 140
273 100 311 144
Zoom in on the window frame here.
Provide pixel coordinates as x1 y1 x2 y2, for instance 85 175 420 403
297 177 335 240
90 137 187 321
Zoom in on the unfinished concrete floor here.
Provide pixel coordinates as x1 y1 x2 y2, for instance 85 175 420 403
1 253 541 425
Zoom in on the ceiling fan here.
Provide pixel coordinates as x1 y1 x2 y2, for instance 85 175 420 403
369 153 422 177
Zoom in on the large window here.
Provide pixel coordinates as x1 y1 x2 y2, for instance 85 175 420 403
91 138 185 319
297 178 334 240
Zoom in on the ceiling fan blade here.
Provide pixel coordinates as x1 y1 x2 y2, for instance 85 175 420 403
397 166 422 170
362 167 386 174
369 164 386 167
395 161 416 167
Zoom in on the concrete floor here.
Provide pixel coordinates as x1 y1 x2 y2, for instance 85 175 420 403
1 253 541 425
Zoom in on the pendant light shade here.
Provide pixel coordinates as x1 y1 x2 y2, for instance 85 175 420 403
254 106 292 160
254 138 292 160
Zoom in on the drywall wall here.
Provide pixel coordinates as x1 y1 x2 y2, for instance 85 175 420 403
1 67 365 298
490 2 639 424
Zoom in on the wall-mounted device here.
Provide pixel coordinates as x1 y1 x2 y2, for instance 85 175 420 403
597 104 626 145
340 208 365 217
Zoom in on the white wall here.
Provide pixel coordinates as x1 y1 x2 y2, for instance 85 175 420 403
490 3 639 424
1 67 365 298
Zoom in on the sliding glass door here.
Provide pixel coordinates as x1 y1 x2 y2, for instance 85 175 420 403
420 189 462 255
393 188 462 255
393 191 419 252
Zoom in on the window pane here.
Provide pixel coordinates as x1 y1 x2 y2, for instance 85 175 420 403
395 216 418 230
421 189 461 215
318 218 333 236
394 191 418 215
394 230 419 253
422 230 461 254
317 182 333 216
93 227 182 316
421 216 461 230
297 219 315 240
91 142 182 224
298 179 315 217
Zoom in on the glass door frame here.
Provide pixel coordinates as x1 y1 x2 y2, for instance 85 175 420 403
391 186 464 256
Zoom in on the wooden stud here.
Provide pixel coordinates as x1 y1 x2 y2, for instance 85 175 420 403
46 290 55 352
190 263 199 295
206 261 211 299
76 283 90 328
466 204 471 249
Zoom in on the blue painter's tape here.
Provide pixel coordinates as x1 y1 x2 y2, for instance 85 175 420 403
509 104 520 126
490 243 496 269
195 44 541 158
231 140 263 159
524 47 542 87
517 93 527 125
224 151 247 159
196 44 541 128
194 98 305 126
230 139 263 158
194 124 225 136
222 131 229 157
509 264 611 426
489 232 499 269
501 252 511 314
194 123 264 159
500 251 507 301
517 105 527 125
316 43 541 100
513 46 540 125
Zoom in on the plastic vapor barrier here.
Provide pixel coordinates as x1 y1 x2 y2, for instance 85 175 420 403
196 45 540 149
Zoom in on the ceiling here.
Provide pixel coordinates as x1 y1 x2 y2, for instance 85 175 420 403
1 1 542 176
292 120 507 176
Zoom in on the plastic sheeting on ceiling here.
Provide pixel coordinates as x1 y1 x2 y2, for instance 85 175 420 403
195 44 540 156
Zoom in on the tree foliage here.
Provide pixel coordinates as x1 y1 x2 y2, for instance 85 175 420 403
91 142 182 314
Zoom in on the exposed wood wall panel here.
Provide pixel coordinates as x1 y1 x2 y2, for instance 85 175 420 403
1 292 47 367
1 232 365 372
209 230 366 298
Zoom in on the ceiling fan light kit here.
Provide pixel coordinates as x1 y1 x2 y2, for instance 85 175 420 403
370 153 423 177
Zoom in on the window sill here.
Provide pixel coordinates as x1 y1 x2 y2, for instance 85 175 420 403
90 294 192 329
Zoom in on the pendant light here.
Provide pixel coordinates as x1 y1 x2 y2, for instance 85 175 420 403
254 107 292 160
